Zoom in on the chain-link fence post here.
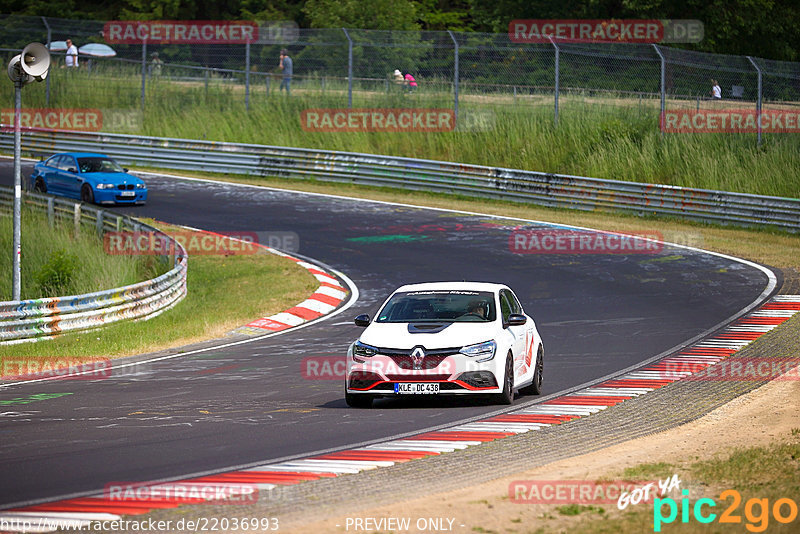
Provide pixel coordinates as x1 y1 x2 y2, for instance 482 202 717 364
41 16 51 107
447 30 459 125
245 39 251 111
747 56 763 147
548 36 559 127
141 41 147 113
342 28 353 108
653 44 665 137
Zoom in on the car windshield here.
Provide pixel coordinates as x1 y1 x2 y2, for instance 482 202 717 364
376 290 496 323
77 157 124 174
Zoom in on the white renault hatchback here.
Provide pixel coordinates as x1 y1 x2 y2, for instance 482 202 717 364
345 282 544 408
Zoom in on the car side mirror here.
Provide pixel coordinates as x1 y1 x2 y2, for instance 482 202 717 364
354 314 371 327
68 167 77 173
506 314 527 327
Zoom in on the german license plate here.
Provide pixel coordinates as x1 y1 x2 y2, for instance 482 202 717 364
120 191 136 197
394 382 439 394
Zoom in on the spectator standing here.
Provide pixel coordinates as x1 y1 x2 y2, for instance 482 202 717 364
404 72 417 93
65 39 78 68
279 49 293 95
710 79 721 99
150 52 163 77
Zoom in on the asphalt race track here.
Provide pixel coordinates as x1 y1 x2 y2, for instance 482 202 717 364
0 160 775 508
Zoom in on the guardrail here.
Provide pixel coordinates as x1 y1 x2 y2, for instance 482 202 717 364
1 129 799 231
0 186 187 344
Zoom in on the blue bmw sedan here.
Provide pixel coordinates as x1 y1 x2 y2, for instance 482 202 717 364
30 152 147 205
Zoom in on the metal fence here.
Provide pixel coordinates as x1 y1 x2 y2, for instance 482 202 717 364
3 129 798 232
2 15 800 145
0 186 187 343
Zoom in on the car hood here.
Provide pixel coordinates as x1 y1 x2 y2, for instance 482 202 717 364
359 321 498 350
83 172 144 185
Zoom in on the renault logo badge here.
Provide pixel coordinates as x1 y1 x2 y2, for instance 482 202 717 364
411 347 425 370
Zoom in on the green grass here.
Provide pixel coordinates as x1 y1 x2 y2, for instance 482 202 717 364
622 462 677 481
0 218 318 360
556 504 606 516
4 67 800 199
0 207 165 301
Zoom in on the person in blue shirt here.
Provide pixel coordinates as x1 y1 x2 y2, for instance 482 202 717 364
279 49 293 95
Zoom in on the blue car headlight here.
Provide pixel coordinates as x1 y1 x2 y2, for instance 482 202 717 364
459 340 496 362
136 183 146 189
96 183 114 189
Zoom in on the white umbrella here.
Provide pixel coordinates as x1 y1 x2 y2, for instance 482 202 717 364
48 41 68 52
78 43 117 57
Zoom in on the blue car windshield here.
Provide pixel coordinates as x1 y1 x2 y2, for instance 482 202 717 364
376 290 496 323
77 157 124 174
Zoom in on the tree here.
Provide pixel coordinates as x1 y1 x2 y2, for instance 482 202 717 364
303 0 419 30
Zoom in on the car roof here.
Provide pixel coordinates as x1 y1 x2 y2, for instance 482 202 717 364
392 282 509 294
49 152 110 158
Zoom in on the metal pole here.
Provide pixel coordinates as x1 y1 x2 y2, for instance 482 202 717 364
549 36 559 127
342 28 353 108
141 41 147 113
12 82 22 300
448 30 459 124
747 56 763 147
653 44 666 137
42 17 51 107
245 40 251 111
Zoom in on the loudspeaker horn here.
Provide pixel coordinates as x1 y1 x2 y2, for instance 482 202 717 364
6 54 29 84
20 42 50 81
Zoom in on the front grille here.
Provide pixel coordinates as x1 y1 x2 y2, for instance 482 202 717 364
117 184 134 190
387 354 449 370
377 346 461 371
385 374 451 381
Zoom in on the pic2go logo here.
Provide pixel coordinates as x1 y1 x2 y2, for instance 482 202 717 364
654 489 798 532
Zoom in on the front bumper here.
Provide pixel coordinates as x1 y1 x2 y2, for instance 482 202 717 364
95 189 148 205
345 351 502 395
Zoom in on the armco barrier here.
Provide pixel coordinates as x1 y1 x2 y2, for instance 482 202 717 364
0 186 187 344
2 129 798 231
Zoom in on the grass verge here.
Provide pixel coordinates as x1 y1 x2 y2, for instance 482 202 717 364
0 218 318 362
4 68 800 197
0 206 165 300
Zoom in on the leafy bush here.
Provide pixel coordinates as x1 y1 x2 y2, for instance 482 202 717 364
34 249 79 297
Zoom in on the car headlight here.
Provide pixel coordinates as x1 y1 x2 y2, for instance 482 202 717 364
136 183 146 189
96 183 114 189
459 340 496 362
353 340 379 359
